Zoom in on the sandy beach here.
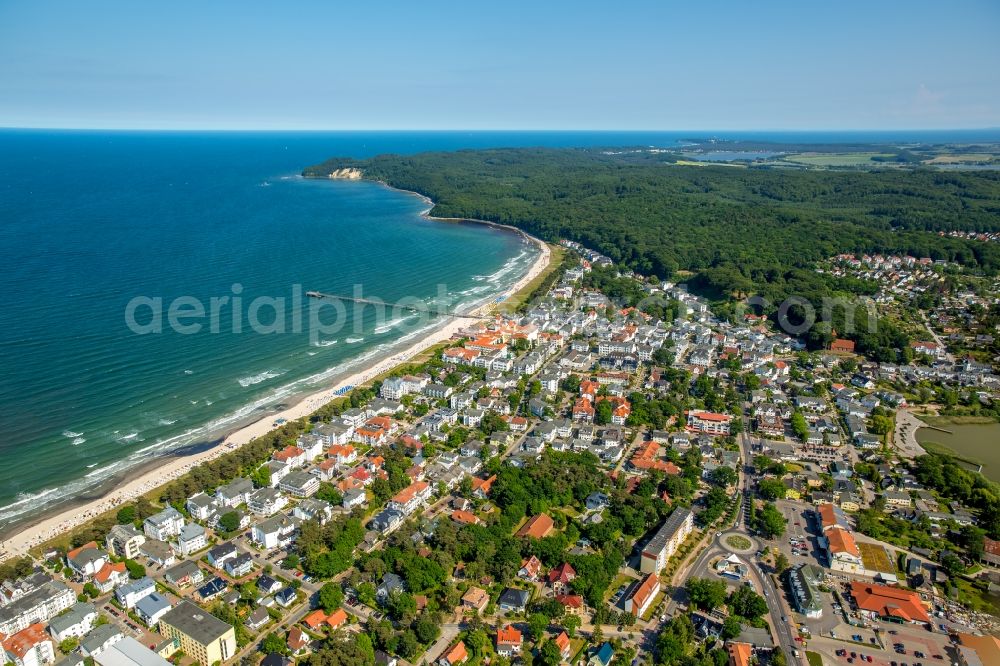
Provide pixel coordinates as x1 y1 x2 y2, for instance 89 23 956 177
0 225 550 561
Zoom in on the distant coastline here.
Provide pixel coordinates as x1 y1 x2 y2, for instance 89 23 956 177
313 168 548 254
0 186 550 560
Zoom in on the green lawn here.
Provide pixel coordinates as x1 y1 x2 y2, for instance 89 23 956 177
724 535 752 550
806 651 824 666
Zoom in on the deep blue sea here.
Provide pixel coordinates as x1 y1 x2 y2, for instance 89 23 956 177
1 128 998 532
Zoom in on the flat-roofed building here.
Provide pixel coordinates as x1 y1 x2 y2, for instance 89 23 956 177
94 636 173 666
158 600 236 664
640 508 693 574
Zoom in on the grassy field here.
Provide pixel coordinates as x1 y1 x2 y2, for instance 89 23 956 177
924 153 997 164
785 152 898 167
806 651 824 666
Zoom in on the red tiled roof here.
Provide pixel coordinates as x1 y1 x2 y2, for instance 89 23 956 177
444 641 468 665
685 410 731 422
826 527 860 558
555 594 583 608
554 631 571 655
303 610 327 629
94 562 127 584
326 608 347 629
516 514 555 539
451 510 480 525
548 562 576 584
2 624 48 659
849 582 930 623
496 625 522 646
391 480 429 505
287 626 309 650
728 642 753 666
67 541 99 560
628 573 659 611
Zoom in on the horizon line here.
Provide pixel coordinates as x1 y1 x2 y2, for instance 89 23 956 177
3 126 1000 133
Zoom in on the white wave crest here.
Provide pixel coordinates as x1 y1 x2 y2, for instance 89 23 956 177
238 370 283 387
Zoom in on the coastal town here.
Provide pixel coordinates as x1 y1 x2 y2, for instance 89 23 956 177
2 239 1000 666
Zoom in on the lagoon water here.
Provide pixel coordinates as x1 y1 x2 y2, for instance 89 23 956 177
3 128 999 532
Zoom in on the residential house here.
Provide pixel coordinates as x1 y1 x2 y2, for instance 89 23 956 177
115 577 155 610
176 523 207 557
495 625 522 658
104 525 146 560
66 543 108 578
143 508 185 542
623 573 660 618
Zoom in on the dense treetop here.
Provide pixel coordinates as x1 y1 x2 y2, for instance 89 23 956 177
305 148 1000 297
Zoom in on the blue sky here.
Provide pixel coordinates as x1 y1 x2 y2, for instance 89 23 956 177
1 0 998 130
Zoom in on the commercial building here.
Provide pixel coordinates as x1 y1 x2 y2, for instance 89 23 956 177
848 582 930 624
94 636 173 666
788 564 823 618
158 600 236 664
822 527 863 574
955 632 1000 666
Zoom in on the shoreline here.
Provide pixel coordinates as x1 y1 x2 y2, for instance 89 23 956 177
0 189 551 561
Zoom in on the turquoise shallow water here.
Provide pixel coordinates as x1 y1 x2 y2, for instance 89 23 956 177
0 131 545 529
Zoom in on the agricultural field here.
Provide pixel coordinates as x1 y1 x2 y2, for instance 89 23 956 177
783 152 899 167
923 153 997 164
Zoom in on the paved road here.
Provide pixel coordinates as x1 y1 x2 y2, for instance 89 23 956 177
687 426 805 665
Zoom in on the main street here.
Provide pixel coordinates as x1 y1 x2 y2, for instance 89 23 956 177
666 425 804 665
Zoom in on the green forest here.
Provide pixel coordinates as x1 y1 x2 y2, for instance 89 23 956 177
304 148 1000 298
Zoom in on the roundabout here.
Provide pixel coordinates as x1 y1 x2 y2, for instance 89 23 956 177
720 531 758 554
